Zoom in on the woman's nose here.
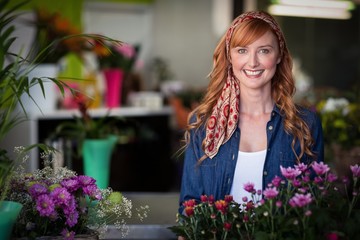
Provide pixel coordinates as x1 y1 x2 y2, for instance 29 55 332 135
248 53 259 68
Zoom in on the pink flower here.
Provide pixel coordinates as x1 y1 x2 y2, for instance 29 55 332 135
271 176 282 187
350 164 360 178
312 162 330 176
243 182 255 193
116 44 135 59
295 163 308 172
263 187 279 199
289 193 313 208
280 166 301 180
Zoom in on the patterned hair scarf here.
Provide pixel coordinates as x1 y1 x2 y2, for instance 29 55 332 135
204 11 286 159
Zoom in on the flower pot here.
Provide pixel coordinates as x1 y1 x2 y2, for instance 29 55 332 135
103 68 124 108
82 135 117 189
0 201 23 240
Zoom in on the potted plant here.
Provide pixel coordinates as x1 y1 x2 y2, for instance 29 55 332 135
169 162 360 239
0 0 135 238
52 99 122 189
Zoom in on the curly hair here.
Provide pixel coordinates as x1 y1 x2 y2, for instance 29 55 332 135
185 16 315 162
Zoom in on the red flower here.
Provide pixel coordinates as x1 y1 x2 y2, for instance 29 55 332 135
185 206 194 217
215 200 228 214
224 222 232 231
326 232 339 240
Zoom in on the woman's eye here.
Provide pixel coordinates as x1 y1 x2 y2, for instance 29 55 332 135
238 49 246 54
259 49 270 54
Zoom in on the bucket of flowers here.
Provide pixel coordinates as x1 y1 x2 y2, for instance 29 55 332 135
5 148 149 239
169 162 360 239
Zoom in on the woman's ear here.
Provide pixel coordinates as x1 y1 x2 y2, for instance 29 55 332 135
276 57 281 64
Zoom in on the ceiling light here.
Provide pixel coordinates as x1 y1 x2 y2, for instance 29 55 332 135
268 0 355 20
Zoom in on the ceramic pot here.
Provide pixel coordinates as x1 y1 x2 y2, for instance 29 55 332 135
0 201 23 240
82 135 117 189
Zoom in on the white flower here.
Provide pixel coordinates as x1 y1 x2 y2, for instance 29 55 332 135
322 97 349 114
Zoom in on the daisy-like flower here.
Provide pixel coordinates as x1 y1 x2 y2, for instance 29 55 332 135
243 182 255 193
61 177 80 192
311 162 330 176
289 193 313 208
28 183 48 198
36 194 55 217
280 166 301 180
50 187 71 205
263 187 279 200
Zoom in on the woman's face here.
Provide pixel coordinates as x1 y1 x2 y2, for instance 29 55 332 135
230 30 281 91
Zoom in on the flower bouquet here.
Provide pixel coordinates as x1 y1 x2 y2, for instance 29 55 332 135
5 148 149 239
169 162 360 239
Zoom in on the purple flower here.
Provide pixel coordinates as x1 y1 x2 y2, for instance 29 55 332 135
50 187 71 205
61 228 75 240
36 194 55 217
61 178 80 192
312 162 330 176
28 183 48 198
243 182 255 193
82 184 102 200
289 193 312 208
77 175 96 186
63 196 77 214
263 187 279 199
65 210 79 227
280 166 301 180
350 164 360 178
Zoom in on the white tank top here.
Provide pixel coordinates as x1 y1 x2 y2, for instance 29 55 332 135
230 149 267 203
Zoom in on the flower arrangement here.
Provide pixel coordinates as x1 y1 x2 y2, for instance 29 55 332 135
29 8 94 64
169 162 360 239
93 40 140 73
5 148 149 239
317 97 360 148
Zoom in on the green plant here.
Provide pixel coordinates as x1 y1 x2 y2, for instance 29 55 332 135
6 149 149 239
317 97 360 148
52 100 122 158
0 0 121 199
170 162 360 239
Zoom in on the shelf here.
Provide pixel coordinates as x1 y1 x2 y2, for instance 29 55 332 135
31 106 173 120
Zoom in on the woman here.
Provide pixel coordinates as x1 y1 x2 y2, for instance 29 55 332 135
178 11 324 214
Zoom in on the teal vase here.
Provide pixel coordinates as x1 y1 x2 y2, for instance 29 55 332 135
0 201 23 240
82 135 117 189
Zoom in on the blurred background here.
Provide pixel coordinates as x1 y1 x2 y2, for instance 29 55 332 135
2 0 360 238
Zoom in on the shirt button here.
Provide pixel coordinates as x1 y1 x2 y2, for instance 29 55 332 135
232 154 235 160
263 171 268 176
268 125 273 130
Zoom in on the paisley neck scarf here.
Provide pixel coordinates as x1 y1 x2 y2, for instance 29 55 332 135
204 11 286 159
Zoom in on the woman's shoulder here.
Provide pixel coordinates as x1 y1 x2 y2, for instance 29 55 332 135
296 104 320 124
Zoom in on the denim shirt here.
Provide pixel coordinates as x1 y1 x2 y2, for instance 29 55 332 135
178 105 324 213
